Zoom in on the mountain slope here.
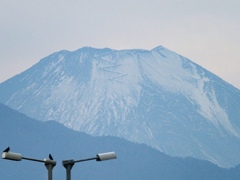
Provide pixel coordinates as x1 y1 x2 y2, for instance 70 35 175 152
1 103 240 180
0 46 240 167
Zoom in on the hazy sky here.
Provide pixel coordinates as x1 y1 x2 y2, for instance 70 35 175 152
1 0 240 89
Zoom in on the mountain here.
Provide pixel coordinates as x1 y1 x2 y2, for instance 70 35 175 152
0 46 240 168
1 103 240 179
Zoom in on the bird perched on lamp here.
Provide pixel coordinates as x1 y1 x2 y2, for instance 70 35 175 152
49 154 53 160
3 147 10 152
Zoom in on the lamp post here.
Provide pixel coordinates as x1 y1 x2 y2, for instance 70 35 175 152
2 151 56 180
62 152 116 180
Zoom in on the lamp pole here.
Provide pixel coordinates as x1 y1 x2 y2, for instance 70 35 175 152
62 160 75 180
62 152 116 180
2 152 56 180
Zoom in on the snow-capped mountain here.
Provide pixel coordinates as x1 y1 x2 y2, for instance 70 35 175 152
1 46 240 167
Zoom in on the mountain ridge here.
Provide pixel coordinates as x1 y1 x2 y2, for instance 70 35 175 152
1 103 240 179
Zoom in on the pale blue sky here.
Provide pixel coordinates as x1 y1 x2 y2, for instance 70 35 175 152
1 0 240 89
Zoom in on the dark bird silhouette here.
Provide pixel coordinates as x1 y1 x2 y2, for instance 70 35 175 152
49 154 53 160
3 147 10 152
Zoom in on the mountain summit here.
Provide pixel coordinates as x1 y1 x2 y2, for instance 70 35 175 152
1 46 240 167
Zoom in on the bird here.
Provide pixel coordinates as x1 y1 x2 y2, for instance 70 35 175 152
49 154 53 160
3 147 10 152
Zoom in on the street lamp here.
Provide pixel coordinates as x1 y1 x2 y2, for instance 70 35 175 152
62 152 117 180
2 151 56 180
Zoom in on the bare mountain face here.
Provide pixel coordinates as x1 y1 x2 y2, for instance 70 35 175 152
1 46 240 167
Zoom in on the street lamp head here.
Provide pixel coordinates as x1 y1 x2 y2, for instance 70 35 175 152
44 159 57 166
96 152 117 161
2 152 22 161
2 151 56 180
